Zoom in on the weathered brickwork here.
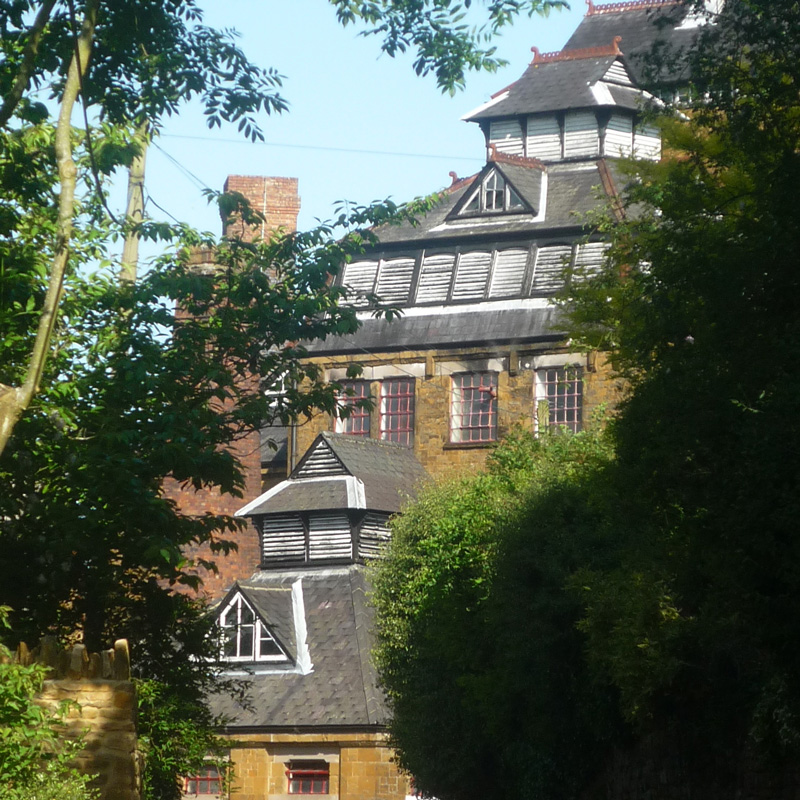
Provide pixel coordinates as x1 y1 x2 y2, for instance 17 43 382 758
226 732 407 800
163 175 301 599
19 638 140 800
293 346 622 478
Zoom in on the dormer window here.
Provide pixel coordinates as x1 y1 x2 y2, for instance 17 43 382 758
219 592 287 662
462 171 525 215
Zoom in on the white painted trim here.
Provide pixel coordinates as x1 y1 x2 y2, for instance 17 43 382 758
461 91 509 120
345 476 366 509
236 476 356 517
591 81 615 106
292 578 313 675
355 296 553 321
326 363 425 382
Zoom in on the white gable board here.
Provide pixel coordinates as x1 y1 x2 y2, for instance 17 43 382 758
262 515 306 564
605 114 633 157
452 251 492 301
375 257 416 304
309 513 352 560
531 245 572 294
489 248 529 298
295 440 346 478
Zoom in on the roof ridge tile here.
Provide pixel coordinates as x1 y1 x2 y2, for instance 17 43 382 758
530 36 623 63
585 0 681 16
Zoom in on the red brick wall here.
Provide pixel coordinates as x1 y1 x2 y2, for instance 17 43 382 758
164 176 300 600
223 175 301 242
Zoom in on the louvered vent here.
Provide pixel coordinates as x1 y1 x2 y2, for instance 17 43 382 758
489 119 524 156
262 515 305 564
358 513 391 560
633 124 661 161
564 111 599 158
605 114 633 157
574 242 609 277
489 248 529 298
296 441 345 478
531 245 572 294
341 260 378 306
308 513 353 561
416 253 456 303
602 61 632 86
452 251 492 301
376 257 415 304
527 115 562 161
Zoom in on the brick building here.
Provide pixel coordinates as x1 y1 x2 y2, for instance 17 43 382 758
181 3 702 799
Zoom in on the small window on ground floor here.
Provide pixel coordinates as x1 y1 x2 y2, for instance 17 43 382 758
183 764 223 798
287 760 330 794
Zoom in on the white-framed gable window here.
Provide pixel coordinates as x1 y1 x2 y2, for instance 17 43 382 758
219 592 287 662
461 171 525 215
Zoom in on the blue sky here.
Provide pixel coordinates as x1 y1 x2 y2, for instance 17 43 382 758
124 0 588 259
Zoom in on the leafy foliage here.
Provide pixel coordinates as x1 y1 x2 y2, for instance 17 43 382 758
373 428 620 800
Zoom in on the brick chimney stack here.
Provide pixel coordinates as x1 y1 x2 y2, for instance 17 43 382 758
222 175 301 241
164 176 300 600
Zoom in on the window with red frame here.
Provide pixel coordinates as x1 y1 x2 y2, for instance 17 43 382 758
287 761 330 794
183 765 223 797
450 373 498 443
334 381 371 436
380 378 415 446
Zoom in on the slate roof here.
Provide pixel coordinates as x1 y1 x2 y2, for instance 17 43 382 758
466 54 628 120
238 433 428 516
375 160 617 247
308 305 564 356
211 566 386 730
563 2 698 85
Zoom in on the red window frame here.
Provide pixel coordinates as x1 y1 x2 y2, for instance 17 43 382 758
183 765 223 796
450 373 498 443
287 762 330 795
380 378 415 446
335 381 371 437
537 366 583 433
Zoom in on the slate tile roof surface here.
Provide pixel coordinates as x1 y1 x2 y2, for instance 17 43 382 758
242 583 298 659
307 306 563 356
210 566 386 729
375 161 613 246
563 4 697 85
466 55 621 119
244 434 428 516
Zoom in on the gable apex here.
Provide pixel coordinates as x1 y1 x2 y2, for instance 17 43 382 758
293 434 349 479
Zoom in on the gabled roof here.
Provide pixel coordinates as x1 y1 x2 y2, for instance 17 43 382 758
215 582 296 662
564 0 698 86
449 155 545 219
210 566 386 730
464 40 645 121
236 432 428 517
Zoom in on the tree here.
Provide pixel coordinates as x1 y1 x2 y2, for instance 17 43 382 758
372 428 620 800
0 0 565 456
556 0 800 787
0 2 565 796
376 1 800 795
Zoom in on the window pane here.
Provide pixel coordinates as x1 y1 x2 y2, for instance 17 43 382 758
537 366 583 433
380 379 415 446
335 382 371 436
451 373 498 443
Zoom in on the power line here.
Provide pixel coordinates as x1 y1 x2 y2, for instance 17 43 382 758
161 133 483 163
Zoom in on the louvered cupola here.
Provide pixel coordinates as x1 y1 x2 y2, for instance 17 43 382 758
236 433 428 568
463 36 660 163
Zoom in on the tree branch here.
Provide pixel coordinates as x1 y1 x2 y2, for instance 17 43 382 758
0 0 59 128
0 0 99 456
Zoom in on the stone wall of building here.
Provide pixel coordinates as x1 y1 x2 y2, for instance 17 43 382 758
294 346 622 477
18 638 140 800
227 732 406 800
